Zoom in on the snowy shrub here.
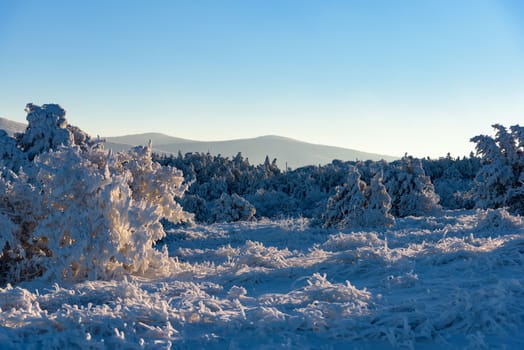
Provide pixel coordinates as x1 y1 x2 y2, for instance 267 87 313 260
323 166 367 228
233 240 291 268
384 156 441 217
323 166 394 229
0 104 191 285
433 177 475 210
16 103 95 160
210 193 256 223
0 169 50 284
321 232 382 252
179 194 210 223
476 208 523 231
248 189 297 219
423 154 480 210
31 145 189 281
364 172 395 227
0 213 16 253
470 124 524 215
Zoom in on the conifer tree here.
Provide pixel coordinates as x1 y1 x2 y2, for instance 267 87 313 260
383 157 440 217
471 124 524 215
364 172 395 227
323 166 367 228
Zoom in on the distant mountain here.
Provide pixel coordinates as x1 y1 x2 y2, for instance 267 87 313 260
0 117 26 136
0 117 398 168
106 133 398 169
105 133 193 146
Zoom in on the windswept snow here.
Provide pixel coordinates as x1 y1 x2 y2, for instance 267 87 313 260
1 210 522 349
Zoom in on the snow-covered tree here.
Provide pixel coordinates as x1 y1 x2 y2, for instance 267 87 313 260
179 194 209 223
470 124 524 215
210 193 256 223
0 104 191 285
323 166 368 228
383 157 441 217
259 155 281 179
322 167 395 229
364 172 395 227
31 145 189 281
422 154 480 210
248 189 297 219
16 103 94 160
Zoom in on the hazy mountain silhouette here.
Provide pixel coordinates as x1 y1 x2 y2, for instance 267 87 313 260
0 117 398 168
106 133 398 169
106 133 193 146
0 117 26 136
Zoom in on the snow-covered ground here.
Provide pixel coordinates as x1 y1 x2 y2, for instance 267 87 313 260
1 209 523 349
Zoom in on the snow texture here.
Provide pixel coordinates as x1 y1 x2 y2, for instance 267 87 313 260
0 212 522 349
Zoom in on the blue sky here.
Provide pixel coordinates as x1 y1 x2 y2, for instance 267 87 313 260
1 0 524 158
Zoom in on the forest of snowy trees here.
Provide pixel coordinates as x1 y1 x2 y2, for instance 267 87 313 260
155 144 487 225
155 122 523 225
0 104 523 286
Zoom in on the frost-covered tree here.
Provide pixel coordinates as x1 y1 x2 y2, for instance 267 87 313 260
323 166 368 228
259 155 281 179
179 194 210 223
383 157 441 217
470 124 524 215
31 145 189 281
0 104 191 285
16 103 94 160
322 167 395 229
364 172 395 227
210 193 256 223
248 189 297 219
422 154 480 210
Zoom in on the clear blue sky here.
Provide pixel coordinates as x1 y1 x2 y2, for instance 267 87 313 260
1 0 524 158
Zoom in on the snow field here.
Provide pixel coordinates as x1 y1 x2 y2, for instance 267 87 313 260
1 210 522 349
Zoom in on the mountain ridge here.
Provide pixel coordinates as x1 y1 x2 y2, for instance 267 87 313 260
106 133 398 169
0 117 26 136
0 117 398 169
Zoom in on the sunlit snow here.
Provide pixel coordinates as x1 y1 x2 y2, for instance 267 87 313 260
1 212 522 349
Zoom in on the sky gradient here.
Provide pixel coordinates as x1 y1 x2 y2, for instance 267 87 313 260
1 0 524 158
